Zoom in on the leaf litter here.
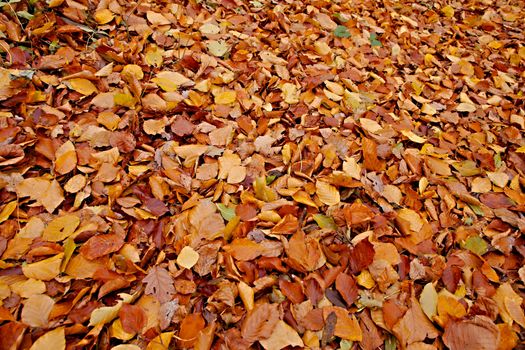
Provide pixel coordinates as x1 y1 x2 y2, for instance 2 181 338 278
0 0 524 349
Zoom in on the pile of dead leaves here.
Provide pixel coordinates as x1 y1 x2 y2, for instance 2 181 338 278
0 0 524 349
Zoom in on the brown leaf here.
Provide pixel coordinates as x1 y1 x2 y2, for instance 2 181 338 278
79 233 124 260
143 266 175 303
241 303 279 343
443 316 499 350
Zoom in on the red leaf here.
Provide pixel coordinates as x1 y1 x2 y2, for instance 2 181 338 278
79 233 124 260
348 239 375 274
335 272 358 306
118 304 146 334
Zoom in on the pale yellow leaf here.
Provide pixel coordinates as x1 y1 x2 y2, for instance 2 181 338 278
281 83 300 104
259 320 304 350
382 184 402 205
487 172 509 188
89 293 133 326
420 283 438 320
177 246 200 269
143 117 168 135
401 130 427 143
360 118 383 133
343 157 361 180
29 327 65 350
199 22 220 35
22 253 63 281
10 278 46 298
22 294 54 327
207 40 229 57
456 102 476 112
146 11 170 26
68 78 98 96
316 181 340 206
64 174 87 193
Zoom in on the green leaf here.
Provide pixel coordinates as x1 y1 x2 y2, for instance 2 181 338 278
16 10 34 20
369 33 382 47
334 13 349 22
452 160 481 176
334 25 351 38
462 235 488 256
266 174 276 185
340 340 353 350
313 214 337 230
494 153 502 169
385 335 397 350
216 203 236 221
468 204 484 216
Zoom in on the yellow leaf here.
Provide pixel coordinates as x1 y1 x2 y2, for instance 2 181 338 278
147 332 174 350
199 22 220 35
145 45 164 67
152 71 193 91
42 214 80 242
314 41 331 55
356 270 375 289
110 319 135 341
10 278 46 298
494 283 525 326
143 117 168 135
259 320 304 350
22 294 54 327
114 93 136 107
441 5 454 18
207 40 229 57
64 174 87 193
214 90 237 105
420 283 438 320
68 78 98 96
227 165 246 184
46 0 64 8
316 181 340 206
456 102 476 112
22 253 64 281
177 246 200 269
238 281 254 311
94 9 114 24
121 64 144 80
343 157 361 180
292 190 318 208
17 217 45 238
146 11 170 26
54 140 77 175
111 345 141 350
16 177 64 213
0 200 16 224
89 293 133 326
359 118 382 133
29 327 65 350
400 130 427 143
281 83 300 104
